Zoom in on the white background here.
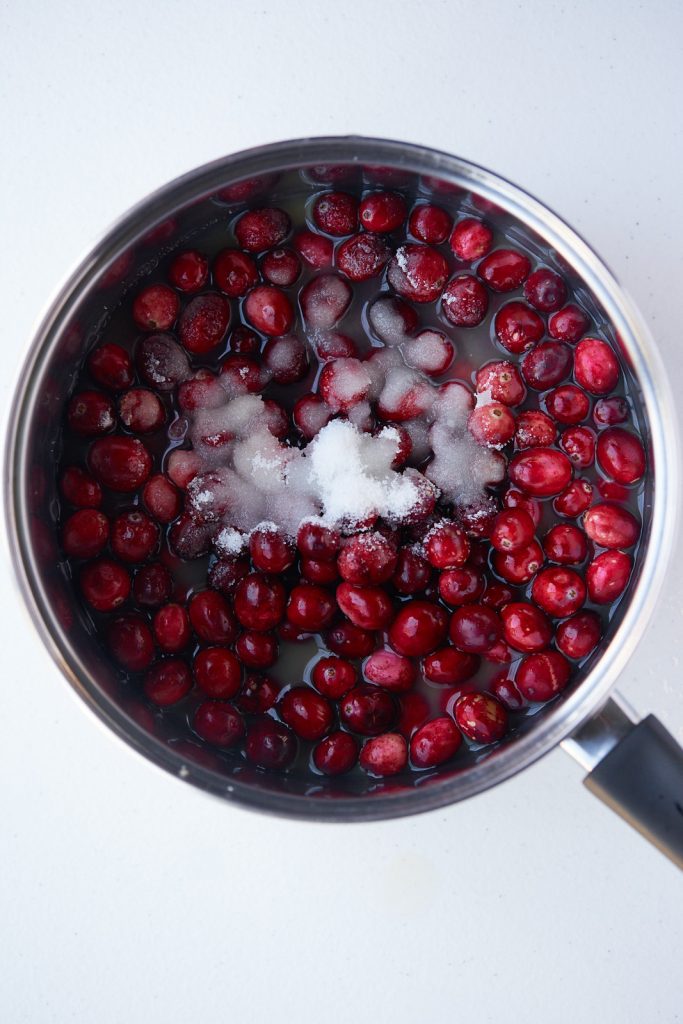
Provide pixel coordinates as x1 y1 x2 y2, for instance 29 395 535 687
1 2 682 1021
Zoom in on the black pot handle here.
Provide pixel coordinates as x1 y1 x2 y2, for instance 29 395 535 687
563 697 683 869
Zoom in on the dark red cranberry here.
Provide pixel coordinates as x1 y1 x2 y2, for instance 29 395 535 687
490 508 535 553
279 687 333 741
596 428 645 484
336 232 391 280
60 466 102 508
363 649 416 692
67 390 115 436
118 388 165 434
262 334 309 384
235 208 290 252
153 603 191 653
388 600 449 657
449 604 502 654
556 610 602 659
360 733 408 776
455 692 507 743
80 558 130 611
88 343 134 391
438 567 485 606
441 274 488 327
494 302 544 354
410 203 452 244
543 524 588 564
516 651 571 701
450 218 493 261
584 503 639 549
523 268 567 312
387 244 449 303
522 341 572 390
484 639 513 664
136 334 190 390
593 396 629 427
261 247 301 287
107 614 154 671
179 293 230 353
168 249 208 292
235 631 277 670
236 674 280 714
297 521 341 560
423 647 479 685
501 602 552 653
245 718 296 769
213 249 258 297
249 527 295 573
491 675 525 710
476 360 526 405
554 478 593 517
478 249 531 292
234 573 286 631
514 410 557 449
229 325 261 355
111 511 159 562
340 685 396 735
586 550 632 603
313 331 359 361
133 562 173 607
244 285 294 336
325 622 377 659
546 385 590 425
286 583 336 631
574 337 620 395
509 448 572 496
194 701 244 747
219 353 266 394
132 284 179 331
392 547 432 594
548 304 589 343
189 590 237 643
142 474 181 524
410 716 462 768
143 659 192 705
359 191 406 232
313 191 358 235
88 436 152 492
336 583 394 630
531 567 586 617
482 582 514 610
398 692 430 738
301 557 339 585
424 521 469 569
293 229 333 268
338 532 397 584
313 731 359 775
311 656 356 699
208 555 250 595
62 509 109 558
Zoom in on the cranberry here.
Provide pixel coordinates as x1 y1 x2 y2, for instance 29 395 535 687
249 527 295 573
494 302 544 354
286 583 336 631
482 582 514 610
153 603 191 653
261 335 308 385
338 532 397 584
493 539 543 584
593 396 629 427
586 550 632 603
491 676 525 710
236 674 280 714
313 731 359 775
243 285 294 337
62 509 109 559
554 478 593 517
596 428 645 484
245 718 296 769
60 466 103 508
410 716 462 768
476 361 526 405
410 204 452 244
133 562 173 607
546 385 590 425
523 268 567 312
574 338 620 395
450 218 493 261
67 390 115 436
454 496 500 538
584 503 639 549
548 304 589 343
449 604 502 654
368 294 419 342
522 341 572 390
192 648 243 701
503 488 542 527
318 358 372 413
301 557 339 585
118 388 165 434
455 692 507 744
168 250 208 292
392 547 432 594
441 274 488 327
311 656 356 699
132 284 179 331
360 733 408 776
142 474 181 523
543 524 588 564
597 480 631 502
336 232 391 281
232 574 285 632
515 651 571 701
423 647 479 685
531 567 586 617
424 521 470 569
293 394 332 440
438 567 485 606
359 191 406 233
143 659 192 705
313 191 358 235
398 692 430 738
193 701 244 747
468 402 516 447
189 590 237 643
387 244 449 303
107 614 154 671
178 293 230 353
136 334 190 390
561 425 596 467
80 558 130 611
88 343 134 392
211 249 256 298
509 447 572 496
206 553 249 593
556 610 602 659
337 583 394 630
297 521 341 560
363 649 416 692
478 249 531 292
293 230 333 268
514 410 557 449
229 325 261 355
219 353 267 394
388 600 449 657
260 247 301 287
501 601 552 653
235 631 277 670
340 685 396 735
279 687 333 741
111 510 159 562
490 508 535 554
313 331 359 361
235 208 290 252
88 436 152 493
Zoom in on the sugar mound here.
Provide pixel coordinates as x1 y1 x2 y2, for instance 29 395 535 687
426 385 506 505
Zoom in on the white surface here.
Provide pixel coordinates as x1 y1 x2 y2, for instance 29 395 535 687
1 2 682 1021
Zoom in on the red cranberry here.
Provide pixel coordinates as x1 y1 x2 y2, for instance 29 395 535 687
501 601 552 653
132 284 179 331
509 448 572 496
561 425 596 467
450 218 493 261
424 521 470 569
311 656 356 699
243 285 293 337
301 557 339 585
482 582 514 610
574 338 620 395
522 341 572 390
455 692 507 743
597 428 645 484
189 590 237 643
179 293 230 353
423 647 479 685
236 674 280 714
232 574 286 632
261 247 301 287
136 334 190 390
212 249 257 297
67 390 115 436
556 611 602 659
546 385 590 425
235 631 277 670
441 274 488 327
293 230 334 268
586 550 632 603
391 547 431 595
388 600 448 657
249 527 295 573
514 410 557 449
476 360 526 405
359 191 406 232
410 203 452 244
262 334 309 385
468 402 516 447
503 488 542 527
363 649 416 692
193 701 244 747
478 249 531 292
80 558 130 611
229 325 261 355
297 521 340 561
336 232 391 281
286 583 336 631
88 436 152 492
88 343 134 391
523 268 567 312
153 603 191 653
493 540 543 585
593 396 629 427
543 524 588 564
387 244 449 303
279 687 333 741
235 208 290 252
340 685 396 735
60 466 102 508
325 622 377 659
133 562 172 607
336 583 394 631
118 388 165 434
111 511 159 562
360 733 407 776
554 478 593 517
168 250 208 292
313 191 358 235
313 731 359 775
107 614 154 671
142 474 181 523
531 567 586 617
484 639 513 664
490 508 535 553
491 676 525 710
143 659 192 705
584 503 639 549
597 480 631 502
410 716 462 768
548 304 589 343
338 532 397 585
494 302 544 354
449 604 502 653
397 692 430 738
62 509 109 558
293 394 332 440
438 567 485 606
515 651 571 701
245 718 296 769
169 514 212 560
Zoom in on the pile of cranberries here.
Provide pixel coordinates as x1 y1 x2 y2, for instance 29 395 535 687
57 171 646 781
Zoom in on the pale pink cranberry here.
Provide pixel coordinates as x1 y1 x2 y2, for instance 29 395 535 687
262 334 309 384
313 331 359 361
300 274 352 329
409 203 452 244
107 614 154 671
388 600 448 657
118 388 165 433
478 249 531 291
391 547 432 594
531 567 586 617
593 396 629 427
61 509 109 559
523 268 567 311
522 341 572 390
493 539 544 584
494 302 544 354
297 521 341 561
313 191 358 235
176 369 222 414
111 510 159 562
574 338 620 395
313 731 359 775
144 659 192 705
338 531 397 584
410 716 462 768
293 230 333 268
194 701 244 747
286 584 336 631
340 685 396 735
360 733 408 776
192 647 242 698
261 247 301 286
88 436 152 492
556 610 602 659
482 581 514 610
245 718 296 769
543 524 588 564
514 410 557 449
219 353 267 393
142 474 181 523
132 563 173 607
503 488 542 527
233 574 286 632
132 284 179 331
244 285 294 336
438 567 485 606
476 361 526 405
377 374 434 423
450 218 493 261
336 233 391 280
318 357 371 414
325 622 377 659
136 334 190 390
189 590 238 643
449 604 502 653
455 692 508 743
561 425 596 467
168 250 208 292
311 656 356 699
363 650 416 692
229 325 261 354
548 304 589 343
490 508 535 553
60 466 102 508
359 191 406 232
88 343 134 391
501 602 552 653
249 527 295 573
468 402 516 447
279 687 333 741
166 449 201 489
398 692 430 738
423 647 479 685
235 631 277 670
516 651 571 701
67 390 115 436
236 674 280 714
213 249 258 297
554 478 593 517
441 274 488 326
424 521 470 569
586 550 632 603
597 428 645 484
179 293 230 354
153 603 191 653
387 244 449 303
584 503 639 549
235 208 290 252
368 294 419 343
546 384 590 424
337 583 394 630
509 447 572 496
491 676 525 710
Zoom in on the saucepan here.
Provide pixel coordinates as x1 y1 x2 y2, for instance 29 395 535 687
5 137 682 866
